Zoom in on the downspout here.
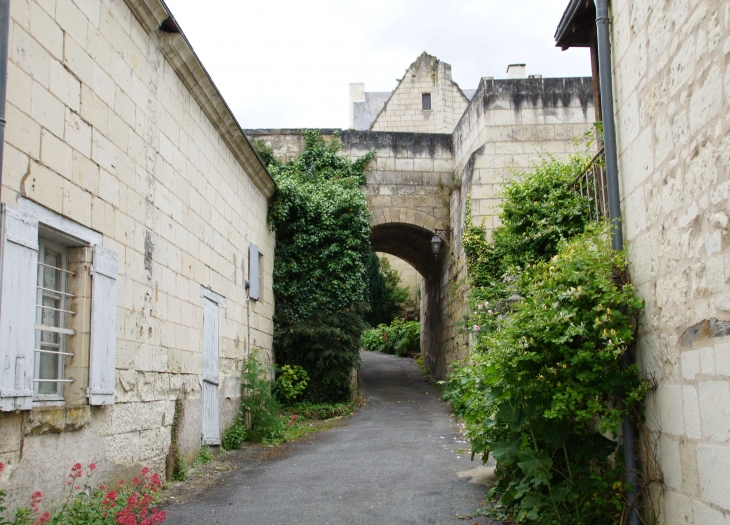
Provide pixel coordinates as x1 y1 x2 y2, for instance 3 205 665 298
594 2 639 525
0 0 11 203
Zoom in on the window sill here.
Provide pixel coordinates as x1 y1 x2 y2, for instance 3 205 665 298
23 404 91 436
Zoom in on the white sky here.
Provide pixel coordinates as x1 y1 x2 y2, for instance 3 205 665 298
162 0 591 129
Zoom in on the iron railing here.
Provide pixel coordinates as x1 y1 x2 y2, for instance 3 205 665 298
572 147 608 222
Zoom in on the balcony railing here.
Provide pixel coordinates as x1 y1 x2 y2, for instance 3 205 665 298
572 147 608 222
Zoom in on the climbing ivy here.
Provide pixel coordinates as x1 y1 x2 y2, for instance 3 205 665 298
365 254 413 327
265 130 375 402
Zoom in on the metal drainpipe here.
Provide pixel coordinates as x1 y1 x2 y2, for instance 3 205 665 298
0 0 11 202
594 2 639 525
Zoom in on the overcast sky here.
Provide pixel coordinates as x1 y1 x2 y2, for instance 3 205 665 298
163 0 591 129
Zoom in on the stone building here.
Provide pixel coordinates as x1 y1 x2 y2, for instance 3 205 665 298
556 0 730 522
350 52 474 134
247 55 595 378
0 0 275 505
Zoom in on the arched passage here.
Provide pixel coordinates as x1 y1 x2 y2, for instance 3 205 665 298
371 222 449 377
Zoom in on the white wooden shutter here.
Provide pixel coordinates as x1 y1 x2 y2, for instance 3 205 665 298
202 297 221 445
0 205 39 411
249 243 260 301
88 245 118 405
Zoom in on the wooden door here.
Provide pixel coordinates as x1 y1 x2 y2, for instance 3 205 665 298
202 297 220 445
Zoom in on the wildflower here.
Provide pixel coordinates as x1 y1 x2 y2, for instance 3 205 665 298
132 477 142 486
141 467 150 476
473 325 481 332
0 462 4 474
34 512 51 525
88 463 97 472
477 304 483 310
69 463 83 479
487 309 493 314
291 414 298 422
31 491 43 512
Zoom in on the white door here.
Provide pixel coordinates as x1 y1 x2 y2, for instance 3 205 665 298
202 297 221 445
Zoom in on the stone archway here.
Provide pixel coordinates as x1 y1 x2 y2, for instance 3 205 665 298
244 128 462 378
370 221 451 378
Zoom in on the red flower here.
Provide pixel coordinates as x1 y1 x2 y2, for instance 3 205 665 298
0 462 4 475
141 467 150 475
88 463 97 471
34 512 51 525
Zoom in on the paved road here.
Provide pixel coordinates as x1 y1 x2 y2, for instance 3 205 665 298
166 351 499 525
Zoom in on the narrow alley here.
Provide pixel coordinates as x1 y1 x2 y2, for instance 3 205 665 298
165 351 499 525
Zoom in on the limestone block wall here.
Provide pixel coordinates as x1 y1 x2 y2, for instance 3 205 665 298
245 128 456 378
378 253 421 317
453 76 596 236
607 1 730 522
0 0 274 504
370 53 470 134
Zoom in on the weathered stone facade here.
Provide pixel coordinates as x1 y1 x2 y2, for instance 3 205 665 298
605 0 730 522
369 53 471 134
247 71 595 380
0 0 274 505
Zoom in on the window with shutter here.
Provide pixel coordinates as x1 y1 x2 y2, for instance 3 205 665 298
0 200 119 410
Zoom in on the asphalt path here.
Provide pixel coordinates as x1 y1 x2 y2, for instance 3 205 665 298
166 350 499 525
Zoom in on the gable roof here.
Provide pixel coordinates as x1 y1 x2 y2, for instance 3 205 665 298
368 52 470 131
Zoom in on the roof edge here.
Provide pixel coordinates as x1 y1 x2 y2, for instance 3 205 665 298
554 0 588 48
123 0 276 199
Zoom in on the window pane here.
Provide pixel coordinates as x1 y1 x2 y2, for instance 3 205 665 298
35 242 67 397
422 93 432 111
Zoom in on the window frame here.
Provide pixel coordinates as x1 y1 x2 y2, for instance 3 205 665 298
34 238 73 403
422 93 432 111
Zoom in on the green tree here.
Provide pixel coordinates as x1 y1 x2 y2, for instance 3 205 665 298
265 130 375 402
365 253 388 327
379 256 413 321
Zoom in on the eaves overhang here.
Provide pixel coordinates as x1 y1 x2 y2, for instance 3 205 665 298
123 0 277 199
554 0 596 50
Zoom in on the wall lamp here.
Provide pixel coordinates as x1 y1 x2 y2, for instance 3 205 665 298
430 228 453 256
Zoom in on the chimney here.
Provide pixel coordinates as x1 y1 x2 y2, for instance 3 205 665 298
349 83 365 130
507 64 527 79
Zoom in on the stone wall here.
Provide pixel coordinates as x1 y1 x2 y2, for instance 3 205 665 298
247 73 596 379
246 128 456 378
0 0 275 504
370 53 470 134
608 1 730 522
453 76 596 235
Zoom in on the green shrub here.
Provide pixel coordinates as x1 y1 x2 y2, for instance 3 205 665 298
446 225 646 525
265 130 374 402
275 365 310 403
221 416 247 451
239 350 283 442
285 401 354 420
463 155 594 309
361 318 420 357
